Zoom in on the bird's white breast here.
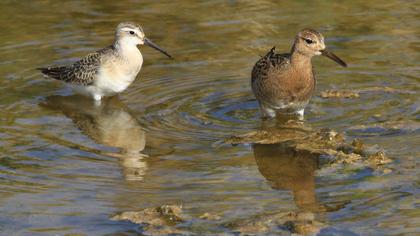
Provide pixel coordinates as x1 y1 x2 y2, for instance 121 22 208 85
95 46 143 96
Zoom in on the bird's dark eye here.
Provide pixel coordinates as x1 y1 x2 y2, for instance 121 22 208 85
305 38 314 44
129 31 135 35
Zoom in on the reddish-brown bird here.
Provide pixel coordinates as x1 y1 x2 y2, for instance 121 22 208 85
251 29 347 118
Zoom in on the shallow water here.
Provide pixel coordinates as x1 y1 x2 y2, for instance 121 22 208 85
0 0 419 235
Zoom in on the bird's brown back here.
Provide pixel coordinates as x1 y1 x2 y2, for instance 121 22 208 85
251 47 315 109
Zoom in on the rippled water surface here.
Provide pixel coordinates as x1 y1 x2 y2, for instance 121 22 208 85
0 0 419 235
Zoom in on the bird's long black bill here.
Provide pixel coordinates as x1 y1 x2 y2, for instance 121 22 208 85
321 49 347 67
144 38 173 59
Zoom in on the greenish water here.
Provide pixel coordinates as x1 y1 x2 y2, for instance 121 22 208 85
0 0 419 235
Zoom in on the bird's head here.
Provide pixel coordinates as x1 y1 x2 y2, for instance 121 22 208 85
115 22 172 59
293 28 346 67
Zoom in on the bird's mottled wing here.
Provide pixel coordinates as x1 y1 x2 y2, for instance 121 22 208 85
251 47 290 83
38 46 114 86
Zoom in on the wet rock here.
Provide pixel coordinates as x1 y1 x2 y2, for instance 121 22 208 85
157 205 184 223
112 205 184 225
111 205 185 235
351 139 364 154
367 151 392 167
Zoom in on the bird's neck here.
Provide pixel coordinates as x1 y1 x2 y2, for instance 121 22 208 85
290 46 313 70
114 39 140 58
289 46 314 83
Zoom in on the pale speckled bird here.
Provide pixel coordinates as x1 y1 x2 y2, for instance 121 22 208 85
38 22 172 101
251 29 347 119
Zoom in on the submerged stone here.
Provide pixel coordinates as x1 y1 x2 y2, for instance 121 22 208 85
111 205 185 235
199 212 221 220
320 86 414 99
320 90 360 98
226 211 325 235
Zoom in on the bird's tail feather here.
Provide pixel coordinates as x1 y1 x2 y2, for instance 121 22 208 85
37 66 67 80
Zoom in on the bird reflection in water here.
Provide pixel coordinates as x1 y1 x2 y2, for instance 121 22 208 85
253 143 320 212
42 95 148 181
252 118 348 233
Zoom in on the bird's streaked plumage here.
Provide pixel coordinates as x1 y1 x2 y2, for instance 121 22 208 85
38 46 115 86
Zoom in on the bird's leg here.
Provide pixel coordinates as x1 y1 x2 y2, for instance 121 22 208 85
93 94 102 106
260 104 277 119
296 109 305 120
